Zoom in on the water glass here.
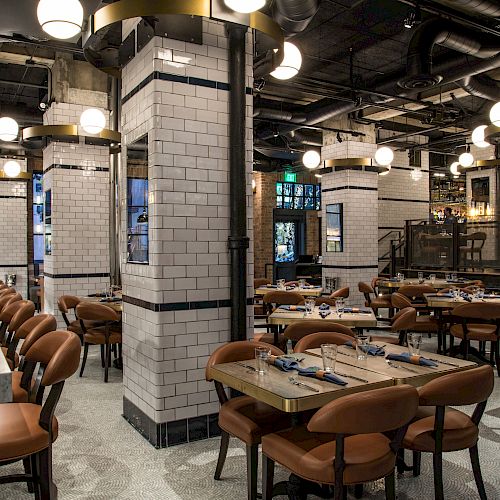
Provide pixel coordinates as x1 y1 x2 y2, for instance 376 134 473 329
355 335 370 361
429 274 436 284
417 272 424 283
321 344 337 373
396 273 404 282
451 273 458 281
445 273 452 281
408 333 423 356
299 278 306 288
336 298 345 316
452 287 461 302
305 298 315 315
277 279 286 290
255 347 271 374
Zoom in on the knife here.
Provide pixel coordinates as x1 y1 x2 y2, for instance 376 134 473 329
235 362 258 372
428 358 461 367
335 372 368 383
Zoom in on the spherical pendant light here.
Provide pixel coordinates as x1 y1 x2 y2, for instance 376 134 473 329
374 146 394 166
471 125 490 148
224 0 266 13
37 0 84 40
271 42 302 80
80 108 106 134
3 160 21 178
0 117 19 142
489 102 500 126
449 161 460 176
302 150 321 169
459 151 474 168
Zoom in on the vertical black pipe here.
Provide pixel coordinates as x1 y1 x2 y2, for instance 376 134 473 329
227 24 249 342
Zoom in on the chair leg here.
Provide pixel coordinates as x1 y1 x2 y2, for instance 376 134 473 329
100 345 105 368
37 447 57 500
413 451 422 476
246 444 258 500
24 457 34 493
262 453 275 500
469 445 487 500
433 452 444 500
104 342 111 383
494 341 500 377
384 469 396 500
214 431 230 480
334 485 347 500
354 484 363 498
79 343 89 377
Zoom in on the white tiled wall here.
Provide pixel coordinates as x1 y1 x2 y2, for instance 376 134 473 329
121 22 254 425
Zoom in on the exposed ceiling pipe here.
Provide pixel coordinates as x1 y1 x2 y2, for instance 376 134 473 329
399 18 500 89
286 129 323 146
459 74 500 101
273 0 321 35
432 0 500 18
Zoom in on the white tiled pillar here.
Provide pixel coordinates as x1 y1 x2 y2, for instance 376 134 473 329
120 20 253 447
41 95 111 326
0 158 28 297
321 140 379 306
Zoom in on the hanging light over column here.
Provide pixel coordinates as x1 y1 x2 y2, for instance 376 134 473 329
80 108 106 134
3 160 22 178
224 0 266 13
374 146 394 166
0 117 19 142
37 0 84 39
490 102 500 126
449 161 461 176
302 150 321 169
471 125 490 148
459 148 474 168
271 42 302 80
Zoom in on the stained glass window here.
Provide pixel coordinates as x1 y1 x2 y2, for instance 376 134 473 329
276 182 321 210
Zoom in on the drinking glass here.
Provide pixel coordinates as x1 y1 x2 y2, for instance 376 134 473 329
336 298 345 316
396 273 404 282
255 347 271 374
277 279 285 290
445 273 452 281
451 273 458 281
355 336 370 361
305 298 315 315
451 287 460 302
321 344 337 373
417 272 424 283
408 333 423 356
299 279 306 288
429 274 436 284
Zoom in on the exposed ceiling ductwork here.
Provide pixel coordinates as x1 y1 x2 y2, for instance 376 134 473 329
432 0 500 18
273 0 321 35
459 74 500 101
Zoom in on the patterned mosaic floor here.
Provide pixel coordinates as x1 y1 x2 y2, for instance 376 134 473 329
0 338 499 499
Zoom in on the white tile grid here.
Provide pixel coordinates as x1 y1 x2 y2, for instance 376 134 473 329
0 158 27 172
121 28 254 424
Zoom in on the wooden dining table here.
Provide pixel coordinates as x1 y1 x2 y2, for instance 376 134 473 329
379 278 475 290
255 285 324 297
80 295 123 313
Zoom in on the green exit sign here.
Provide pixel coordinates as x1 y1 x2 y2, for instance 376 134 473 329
284 172 296 183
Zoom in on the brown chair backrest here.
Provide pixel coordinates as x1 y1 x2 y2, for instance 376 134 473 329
398 284 436 299
308 384 418 435
390 307 416 332
0 299 31 323
358 282 374 294
285 281 311 287
206 341 283 381
262 291 304 306
57 295 80 314
0 287 16 297
0 283 8 291
25 330 81 387
329 287 349 299
301 297 337 307
450 302 500 321
418 365 494 407
76 302 120 323
8 301 35 333
0 291 19 311
18 315 58 353
391 292 412 309
284 320 354 341
294 332 354 353
254 278 271 288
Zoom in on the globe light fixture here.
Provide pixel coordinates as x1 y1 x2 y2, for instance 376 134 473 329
471 125 490 148
224 0 266 13
374 146 394 166
379 165 391 176
80 108 106 134
449 161 461 176
459 151 474 168
302 150 321 169
37 0 84 39
3 160 22 178
0 117 19 142
270 42 302 80
489 102 500 126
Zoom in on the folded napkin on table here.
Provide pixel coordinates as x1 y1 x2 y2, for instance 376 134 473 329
267 355 299 371
319 310 331 318
279 305 306 311
297 366 347 386
318 303 331 310
343 307 372 314
345 341 385 356
386 353 437 367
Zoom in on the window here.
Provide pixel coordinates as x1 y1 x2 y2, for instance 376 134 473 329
44 190 52 256
276 182 320 210
326 204 343 252
33 174 44 263
127 136 149 263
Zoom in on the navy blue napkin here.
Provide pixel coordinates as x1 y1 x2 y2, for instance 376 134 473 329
345 341 385 356
297 366 347 386
386 353 437 367
318 303 330 310
279 305 306 311
268 356 299 371
343 307 372 314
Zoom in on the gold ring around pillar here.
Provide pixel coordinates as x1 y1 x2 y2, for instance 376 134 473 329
22 125 121 144
321 157 390 174
0 171 31 181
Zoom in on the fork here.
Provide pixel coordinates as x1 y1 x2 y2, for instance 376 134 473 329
288 376 320 392
385 360 420 373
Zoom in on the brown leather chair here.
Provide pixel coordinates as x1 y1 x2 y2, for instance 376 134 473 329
398 285 436 310
285 281 311 287
391 293 438 335
1 301 36 369
389 307 417 345
294 331 355 352
403 365 494 500
0 287 16 298
329 287 349 299
283 320 354 342
449 303 500 375
0 300 35 347
253 279 271 326
76 302 122 382
0 292 21 315
206 341 291 500
254 278 271 288
262 385 419 500
10 314 58 403
0 330 81 499
358 282 393 315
